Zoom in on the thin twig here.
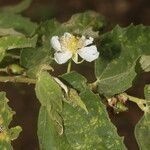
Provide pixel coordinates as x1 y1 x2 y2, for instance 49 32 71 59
123 93 150 113
67 61 72 73
0 76 36 84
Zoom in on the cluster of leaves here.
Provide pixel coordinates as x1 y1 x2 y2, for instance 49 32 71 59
0 0 150 149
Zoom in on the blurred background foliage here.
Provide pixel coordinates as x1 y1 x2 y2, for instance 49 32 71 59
0 0 149 150
0 0 150 25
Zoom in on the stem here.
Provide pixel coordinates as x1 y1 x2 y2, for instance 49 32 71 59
123 93 150 112
67 61 72 73
0 76 36 84
41 64 54 72
88 81 97 91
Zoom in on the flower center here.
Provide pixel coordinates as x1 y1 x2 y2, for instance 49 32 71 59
60 34 84 53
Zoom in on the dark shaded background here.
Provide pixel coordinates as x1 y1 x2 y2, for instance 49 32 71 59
0 0 150 150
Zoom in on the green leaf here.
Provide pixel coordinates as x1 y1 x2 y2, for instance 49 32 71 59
135 113 150 150
35 71 63 112
0 92 22 149
63 11 108 37
0 35 38 63
39 11 107 42
0 28 23 36
0 0 32 14
20 47 52 78
38 106 71 150
140 55 150 72
95 25 150 97
0 12 37 36
60 71 87 92
36 72 71 149
20 20 62 78
0 35 37 50
39 19 62 39
61 72 126 149
38 19 66 48
144 84 150 100
62 89 127 150
135 84 150 150
67 88 88 114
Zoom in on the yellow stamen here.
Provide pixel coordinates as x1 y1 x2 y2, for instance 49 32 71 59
60 35 84 53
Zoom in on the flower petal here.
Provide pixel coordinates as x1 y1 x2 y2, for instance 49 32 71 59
80 35 86 41
51 36 61 51
54 51 72 64
64 32 72 38
84 37 94 46
78 45 99 62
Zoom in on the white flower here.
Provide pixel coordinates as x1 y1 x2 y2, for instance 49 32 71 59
50 32 99 64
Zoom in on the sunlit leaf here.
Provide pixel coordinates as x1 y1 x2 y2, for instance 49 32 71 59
0 92 22 149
